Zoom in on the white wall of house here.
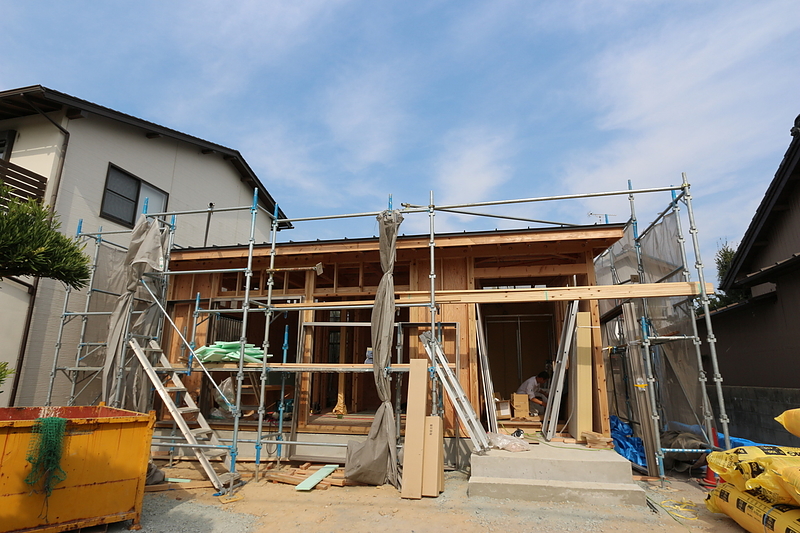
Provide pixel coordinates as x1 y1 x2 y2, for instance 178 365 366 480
2 110 277 406
0 279 32 407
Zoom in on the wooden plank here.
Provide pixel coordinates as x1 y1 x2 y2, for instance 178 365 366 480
401 359 429 500
268 282 714 309
169 227 625 262
144 481 213 492
474 263 588 279
568 312 593 441
421 416 444 497
296 464 338 491
264 472 330 489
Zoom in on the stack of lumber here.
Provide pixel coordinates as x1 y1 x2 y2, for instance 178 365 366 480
581 430 614 449
261 463 366 490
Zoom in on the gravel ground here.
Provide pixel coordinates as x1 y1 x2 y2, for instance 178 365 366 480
108 494 259 533
103 463 744 533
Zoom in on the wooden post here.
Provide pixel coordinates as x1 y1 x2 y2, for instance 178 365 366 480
568 312 593 440
332 326 348 415
584 251 611 436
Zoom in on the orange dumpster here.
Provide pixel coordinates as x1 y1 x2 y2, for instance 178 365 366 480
0 406 155 533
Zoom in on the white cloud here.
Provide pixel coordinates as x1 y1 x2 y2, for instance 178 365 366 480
320 64 411 171
238 123 331 202
405 127 516 233
561 0 800 241
435 127 513 203
148 0 350 125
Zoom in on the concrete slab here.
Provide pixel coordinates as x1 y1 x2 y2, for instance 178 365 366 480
471 445 635 484
468 476 646 506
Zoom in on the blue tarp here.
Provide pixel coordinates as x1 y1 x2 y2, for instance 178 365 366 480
610 415 771 468
610 416 647 468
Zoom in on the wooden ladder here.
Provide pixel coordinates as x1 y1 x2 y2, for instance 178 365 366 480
129 338 236 491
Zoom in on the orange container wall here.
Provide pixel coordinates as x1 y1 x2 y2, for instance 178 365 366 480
0 406 155 533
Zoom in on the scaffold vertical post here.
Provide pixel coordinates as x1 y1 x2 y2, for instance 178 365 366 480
681 173 731 450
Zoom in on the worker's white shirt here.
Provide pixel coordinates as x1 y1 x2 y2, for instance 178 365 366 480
516 377 547 401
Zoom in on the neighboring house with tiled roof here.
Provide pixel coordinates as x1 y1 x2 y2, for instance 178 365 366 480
699 114 800 446
0 85 288 407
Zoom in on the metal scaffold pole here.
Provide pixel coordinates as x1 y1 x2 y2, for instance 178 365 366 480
229 189 260 486
68 230 103 405
680 173 731 450
427 191 441 416
670 190 716 442
255 203 280 478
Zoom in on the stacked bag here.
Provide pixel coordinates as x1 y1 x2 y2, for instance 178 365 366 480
192 341 270 364
705 408 800 533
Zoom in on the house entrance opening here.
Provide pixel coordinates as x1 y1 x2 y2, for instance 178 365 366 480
481 302 555 400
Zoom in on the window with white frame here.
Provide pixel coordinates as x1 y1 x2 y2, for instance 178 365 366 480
100 164 168 227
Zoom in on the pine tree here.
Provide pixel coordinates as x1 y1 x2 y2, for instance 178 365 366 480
0 183 90 289
707 241 747 310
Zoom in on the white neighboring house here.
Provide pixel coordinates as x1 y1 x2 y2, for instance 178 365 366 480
0 85 289 407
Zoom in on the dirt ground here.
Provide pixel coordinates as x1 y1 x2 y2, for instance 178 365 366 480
141 459 746 533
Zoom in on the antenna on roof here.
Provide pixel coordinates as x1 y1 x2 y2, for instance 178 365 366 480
587 212 616 224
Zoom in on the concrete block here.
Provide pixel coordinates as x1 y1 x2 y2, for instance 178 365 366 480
470 447 634 484
468 476 646 506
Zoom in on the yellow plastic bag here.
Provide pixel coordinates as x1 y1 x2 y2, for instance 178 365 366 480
762 456 800 506
776 409 800 438
706 482 800 533
707 446 800 492
744 455 800 505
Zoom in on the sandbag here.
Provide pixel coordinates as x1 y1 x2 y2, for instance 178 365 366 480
707 446 800 491
744 456 800 505
756 456 800 506
776 409 800 439
706 482 800 533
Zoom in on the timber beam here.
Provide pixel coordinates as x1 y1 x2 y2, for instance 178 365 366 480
269 282 713 310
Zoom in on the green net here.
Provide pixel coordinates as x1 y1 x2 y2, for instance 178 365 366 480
24 417 68 497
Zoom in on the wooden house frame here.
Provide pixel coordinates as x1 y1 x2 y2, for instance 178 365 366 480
163 223 710 441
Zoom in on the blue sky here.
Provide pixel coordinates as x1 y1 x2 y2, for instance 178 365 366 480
3 1 799 278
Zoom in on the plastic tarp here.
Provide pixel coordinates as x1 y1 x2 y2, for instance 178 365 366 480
610 415 647 468
345 210 402 488
597 211 713 465
103 215 168 409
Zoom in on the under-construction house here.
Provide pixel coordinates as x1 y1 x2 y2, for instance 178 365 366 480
46 178 727 489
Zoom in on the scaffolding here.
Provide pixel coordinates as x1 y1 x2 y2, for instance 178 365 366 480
46 177 729 491
595 174 729 481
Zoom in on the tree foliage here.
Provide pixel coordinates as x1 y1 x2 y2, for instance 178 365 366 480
0 361 13 393
707 241 748 310
0 184 91 289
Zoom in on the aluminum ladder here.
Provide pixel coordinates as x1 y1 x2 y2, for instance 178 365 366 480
542 300 579 441
129 338 235 491
419 331 490 454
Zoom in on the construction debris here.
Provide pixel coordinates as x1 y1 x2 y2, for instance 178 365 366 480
260 465 367 490
582 430 615 449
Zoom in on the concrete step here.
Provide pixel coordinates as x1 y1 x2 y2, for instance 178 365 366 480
468 476 646 506
471 447 634 484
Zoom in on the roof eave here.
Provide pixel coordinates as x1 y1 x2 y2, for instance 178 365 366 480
721 114 800 291
0 85 291 229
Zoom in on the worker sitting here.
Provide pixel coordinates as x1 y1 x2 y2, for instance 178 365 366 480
516 371 550 415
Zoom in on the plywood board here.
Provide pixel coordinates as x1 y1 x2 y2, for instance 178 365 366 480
401 358 429 500
421 415 444 497
568 312 593 440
